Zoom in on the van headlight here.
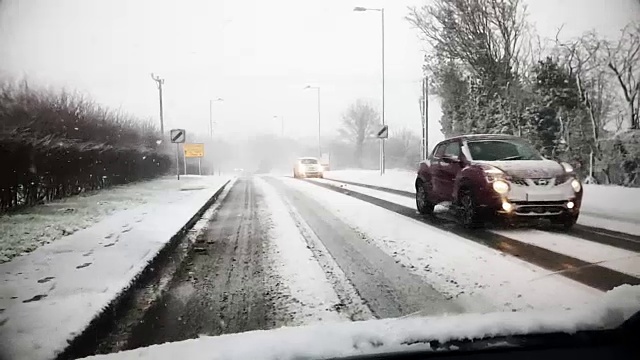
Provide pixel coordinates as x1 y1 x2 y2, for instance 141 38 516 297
492 180 510 194
571 178 581 192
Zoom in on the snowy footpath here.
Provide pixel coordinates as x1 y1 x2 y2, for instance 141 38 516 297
0 175 231 360
324 169 640 236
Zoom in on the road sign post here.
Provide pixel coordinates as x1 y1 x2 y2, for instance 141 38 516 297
376 125 389 176
183 145 187 175
175 143 180 180
170 129 186 180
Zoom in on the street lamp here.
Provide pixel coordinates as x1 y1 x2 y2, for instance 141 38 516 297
304 85 321 158
354 6 385 175
209 98 224 138
209 97 224 175
273 115 284 137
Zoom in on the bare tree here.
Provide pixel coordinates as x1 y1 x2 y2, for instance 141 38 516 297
339 99 379 167
556 32 611 152
604 23 640 129
387 128 421 169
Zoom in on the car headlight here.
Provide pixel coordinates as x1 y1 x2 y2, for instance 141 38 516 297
561 162 574 173
493 180 510 194
571 178 581 192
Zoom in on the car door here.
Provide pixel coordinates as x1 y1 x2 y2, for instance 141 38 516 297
429 143 447 201
438 140 463 201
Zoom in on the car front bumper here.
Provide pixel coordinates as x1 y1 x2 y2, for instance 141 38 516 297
484 180 582 218
298 167 323 177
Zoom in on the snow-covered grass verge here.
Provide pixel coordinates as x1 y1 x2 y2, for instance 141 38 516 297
325 169 640 235
0 175 232 263
0 176 232 360
83 285 640 360
255 177 348 326
282 177 601 313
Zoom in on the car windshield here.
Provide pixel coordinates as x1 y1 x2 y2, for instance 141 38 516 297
2 0 639 359
467 139 543 161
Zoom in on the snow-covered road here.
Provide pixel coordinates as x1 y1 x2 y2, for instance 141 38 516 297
115 173 639 354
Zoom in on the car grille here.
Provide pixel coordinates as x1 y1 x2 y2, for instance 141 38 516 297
510 178 529 186
512 201 566 216
508 178 556 187
531 178 553 186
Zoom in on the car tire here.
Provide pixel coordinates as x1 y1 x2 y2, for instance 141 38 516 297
416 180 434 215
458 189 484 229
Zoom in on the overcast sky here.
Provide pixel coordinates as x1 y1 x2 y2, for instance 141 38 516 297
1 0 638 147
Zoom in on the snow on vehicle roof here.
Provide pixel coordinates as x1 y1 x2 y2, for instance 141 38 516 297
446 134 522 142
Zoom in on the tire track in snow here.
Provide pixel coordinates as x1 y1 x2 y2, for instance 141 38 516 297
260 177 374 322
265 177 461 318
256 177 362 325
305 178 640 292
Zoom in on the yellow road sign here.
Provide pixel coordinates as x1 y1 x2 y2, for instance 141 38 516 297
183 143 205 158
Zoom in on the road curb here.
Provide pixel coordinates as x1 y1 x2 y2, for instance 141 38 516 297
56 179 231 360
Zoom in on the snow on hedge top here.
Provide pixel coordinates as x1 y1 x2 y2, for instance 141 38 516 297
84 285 640 360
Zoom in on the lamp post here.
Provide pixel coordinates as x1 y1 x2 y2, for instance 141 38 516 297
304 85 321 158
273 115 284 136
209 97 224 175
354 6 385 175
209 97 224 138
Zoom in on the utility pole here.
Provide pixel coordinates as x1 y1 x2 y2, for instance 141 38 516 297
420 75 429 159
317 89 321 157
353 6 385 175
151 73 165 135
381 8 385 175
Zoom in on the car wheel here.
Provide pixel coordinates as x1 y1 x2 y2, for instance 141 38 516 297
458 189 483 229
416 181 434 215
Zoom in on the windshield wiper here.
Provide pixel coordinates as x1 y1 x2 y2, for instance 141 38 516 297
498 155 523 161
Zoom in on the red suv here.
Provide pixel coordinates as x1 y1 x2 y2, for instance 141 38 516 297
415 134 583 229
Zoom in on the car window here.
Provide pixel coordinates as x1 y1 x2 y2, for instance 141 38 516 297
443 142 461 158
432 144 445 158
300 159 318 164
467 140 542 161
